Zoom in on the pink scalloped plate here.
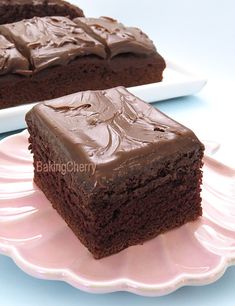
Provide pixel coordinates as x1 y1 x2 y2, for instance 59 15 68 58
0 130 235 296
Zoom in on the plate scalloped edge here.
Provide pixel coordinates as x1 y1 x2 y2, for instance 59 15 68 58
0 130 235 297
0 243 235 296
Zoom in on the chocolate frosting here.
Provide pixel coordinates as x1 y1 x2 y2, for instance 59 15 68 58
0 16 106 72
29 86 203 177
0 34 29 75
75 17 156 58
0 16 158 75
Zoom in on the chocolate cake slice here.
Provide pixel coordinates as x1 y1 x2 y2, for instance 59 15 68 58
0 0 84 25
26 86 204 259
0 16 165 109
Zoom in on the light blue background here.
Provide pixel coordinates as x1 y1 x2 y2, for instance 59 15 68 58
1 0 235 305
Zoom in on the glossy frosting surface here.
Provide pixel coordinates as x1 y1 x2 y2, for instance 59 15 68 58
29 87 202 174
75 16 156 57
0 16 106 72
0 16 158 75
0 34 29 75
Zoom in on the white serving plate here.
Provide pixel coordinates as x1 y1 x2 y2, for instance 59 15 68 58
0 59 207 134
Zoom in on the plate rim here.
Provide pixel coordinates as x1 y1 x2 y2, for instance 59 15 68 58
0 230 235 296
1 130 235 297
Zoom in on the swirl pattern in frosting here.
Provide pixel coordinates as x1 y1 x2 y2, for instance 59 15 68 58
0 15 159 75
0 16 106 72
27 86 202 175
74 16 157 58
0 34 29 75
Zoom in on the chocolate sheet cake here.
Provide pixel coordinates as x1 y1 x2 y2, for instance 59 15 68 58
0 16 165 109
26 86 204 259
0 0 84 25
